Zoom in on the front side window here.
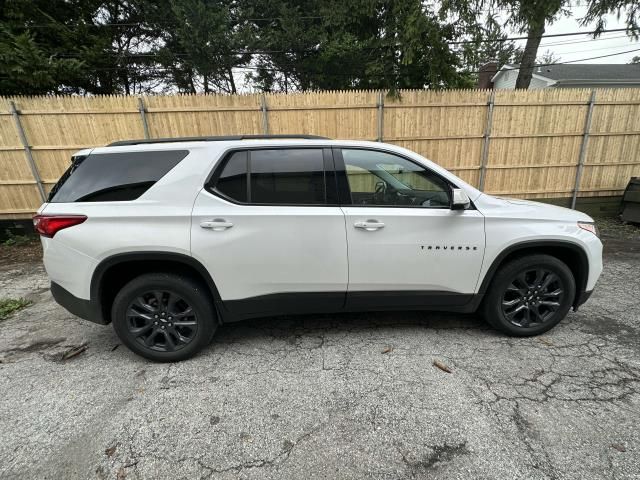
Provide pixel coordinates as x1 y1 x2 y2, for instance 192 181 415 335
49 150 189 203
342 149 450 208
213 148 326 205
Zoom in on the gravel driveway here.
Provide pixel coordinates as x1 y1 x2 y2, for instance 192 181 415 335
0 233 639 480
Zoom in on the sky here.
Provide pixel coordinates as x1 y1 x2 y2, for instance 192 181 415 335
511 4 640 65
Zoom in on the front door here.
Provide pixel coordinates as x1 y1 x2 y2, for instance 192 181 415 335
336 148 485 309
191 147 348 318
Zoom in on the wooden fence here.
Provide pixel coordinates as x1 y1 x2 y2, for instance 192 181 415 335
1 88 640 219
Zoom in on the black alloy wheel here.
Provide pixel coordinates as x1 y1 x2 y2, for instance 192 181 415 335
127 290 198 352
112 273 216 362
501 268 566 328
482 254 576 336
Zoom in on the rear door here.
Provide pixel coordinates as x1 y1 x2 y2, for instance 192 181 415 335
191 147 348 317
336 147 485 309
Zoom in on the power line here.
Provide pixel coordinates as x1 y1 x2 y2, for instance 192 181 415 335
538 33 630 48
52 35 640 61
2 42 637 84
45 29 640 60
83 46 640 78
448 27 633 45
543 43 640 56
6 16 324 28
6 20 637 46
546 46 640 65
231 46 640 74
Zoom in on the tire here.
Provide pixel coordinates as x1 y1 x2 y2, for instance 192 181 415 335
112 272 217 362
481 254 575 337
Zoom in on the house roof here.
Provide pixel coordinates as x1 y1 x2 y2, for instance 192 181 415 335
496 63 640 84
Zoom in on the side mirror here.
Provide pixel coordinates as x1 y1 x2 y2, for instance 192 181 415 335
451 188 470 210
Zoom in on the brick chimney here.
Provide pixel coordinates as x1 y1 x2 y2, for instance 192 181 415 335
477 60 499 89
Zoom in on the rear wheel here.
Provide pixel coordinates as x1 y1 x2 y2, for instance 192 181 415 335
112 273 216 362
482 254 575 336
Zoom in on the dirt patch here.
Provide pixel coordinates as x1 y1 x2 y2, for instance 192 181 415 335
579 314 640 348
594 215 640 241
0 241 42 268
602 237 640 258
2 337 67 354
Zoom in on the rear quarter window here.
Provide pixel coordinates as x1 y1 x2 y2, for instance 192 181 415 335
48 150 189 203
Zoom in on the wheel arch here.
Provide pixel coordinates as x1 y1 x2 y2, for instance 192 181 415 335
91 252 225 324
478 240 589 307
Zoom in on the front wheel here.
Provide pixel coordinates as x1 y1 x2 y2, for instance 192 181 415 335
482 254 576 336
112 273 217 362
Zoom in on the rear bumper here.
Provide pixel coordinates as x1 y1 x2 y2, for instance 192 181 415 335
51 282 107 325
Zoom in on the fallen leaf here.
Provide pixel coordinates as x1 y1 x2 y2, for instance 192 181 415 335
61 343 88 361
116 467 126 480
282 439 294 452
382 346 393 354
611 443 626 452
433 360 452 373
105 446 117 457
538 337 554 347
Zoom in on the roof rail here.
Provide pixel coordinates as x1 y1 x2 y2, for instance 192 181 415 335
107 134 330 147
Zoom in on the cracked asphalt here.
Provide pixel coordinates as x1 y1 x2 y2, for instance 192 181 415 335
1 234 639 479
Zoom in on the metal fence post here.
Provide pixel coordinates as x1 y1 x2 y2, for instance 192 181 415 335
9 100 46 202
260 94 269 135
377 91 385 142
138 97 150 139
571 90 596 210
478 90 495 192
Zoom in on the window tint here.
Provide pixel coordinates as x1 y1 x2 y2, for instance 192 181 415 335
250 149 325 204
215 151 248 202
49 150 189 203
342 149 450 208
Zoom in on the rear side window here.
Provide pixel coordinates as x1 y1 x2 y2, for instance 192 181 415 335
48 150 189 203
211 148 326 205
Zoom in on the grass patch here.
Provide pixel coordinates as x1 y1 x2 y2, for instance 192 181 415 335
2 229 37 247
0 298 31 321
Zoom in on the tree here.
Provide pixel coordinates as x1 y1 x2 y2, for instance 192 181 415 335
0 0 165 95
537 49 560 64
0 27 83 95
444 8 523 82
582 0 639 36
631 55 640 64
502 1 570 89
443 0 638 89
443 1 571 89
153 0 249 94
242 0 467 92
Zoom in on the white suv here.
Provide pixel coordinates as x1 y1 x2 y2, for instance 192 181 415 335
35 135 602 361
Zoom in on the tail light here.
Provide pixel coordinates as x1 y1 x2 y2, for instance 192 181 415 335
33 214 87 238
